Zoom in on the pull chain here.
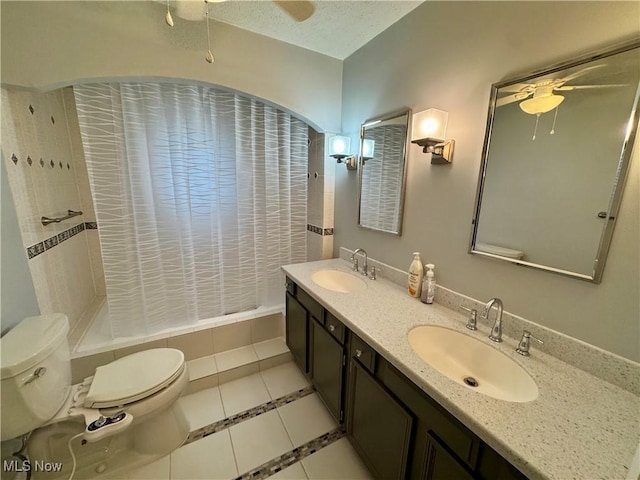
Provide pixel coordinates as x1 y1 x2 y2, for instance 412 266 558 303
550 106 559 135
205 0 214 63
165 0 174 26
532 113 540 140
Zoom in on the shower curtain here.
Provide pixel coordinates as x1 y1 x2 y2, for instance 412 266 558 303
74 83 308 338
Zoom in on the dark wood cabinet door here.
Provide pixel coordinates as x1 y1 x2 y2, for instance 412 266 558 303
347 359 413 480
422 432 474 480
285 293 308 374
311 319 345 423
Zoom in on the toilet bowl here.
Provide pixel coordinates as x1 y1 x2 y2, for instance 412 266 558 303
1 314 190 479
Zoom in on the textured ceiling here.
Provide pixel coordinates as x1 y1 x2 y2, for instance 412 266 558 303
183 0 424 60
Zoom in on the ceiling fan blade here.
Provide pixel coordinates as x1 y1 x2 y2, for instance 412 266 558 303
557 64 606 83
496 92 530 107
273 1 315 22
499 83 535 93
555 84 628 91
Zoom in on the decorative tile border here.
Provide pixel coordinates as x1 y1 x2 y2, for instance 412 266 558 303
185 385 315 445
307 224 334 236
27 242 45 259
183 385 345 479
8 152 73 171
26 222 96 260
235 427 345 480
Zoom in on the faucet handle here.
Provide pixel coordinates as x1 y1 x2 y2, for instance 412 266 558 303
369 266 377 280
352 258 359 272
516 330 543 356
461 307 477 331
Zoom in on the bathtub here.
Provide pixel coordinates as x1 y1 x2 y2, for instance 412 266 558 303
70 296 284 358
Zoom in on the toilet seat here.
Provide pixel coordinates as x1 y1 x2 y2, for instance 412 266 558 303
85 348 185 409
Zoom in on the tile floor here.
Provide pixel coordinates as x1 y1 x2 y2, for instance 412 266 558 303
121 362 372 480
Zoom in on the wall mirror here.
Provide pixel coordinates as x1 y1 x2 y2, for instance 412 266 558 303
357 109 411 235
470 41 640 283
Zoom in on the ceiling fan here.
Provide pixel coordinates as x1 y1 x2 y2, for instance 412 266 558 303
171 0 316 23
496 65 627 115
161 0 315 63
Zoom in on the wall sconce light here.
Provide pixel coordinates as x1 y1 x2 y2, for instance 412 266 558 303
329 135 357 170
361 139 375 163
411 108 455 164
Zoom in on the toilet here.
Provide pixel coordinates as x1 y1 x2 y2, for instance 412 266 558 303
1 314 190 479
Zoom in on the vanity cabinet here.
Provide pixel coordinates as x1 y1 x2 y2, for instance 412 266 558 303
284 278 527 480
285 292 309 374
285 277 346 423
310 313 346 422
347 357 413 479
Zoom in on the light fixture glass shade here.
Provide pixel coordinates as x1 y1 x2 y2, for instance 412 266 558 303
519 95 565 115
329 135 351 157
412 108 448 141
362 139 375 158
175 1 207 20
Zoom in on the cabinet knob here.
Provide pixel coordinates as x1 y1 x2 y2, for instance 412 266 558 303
328 324 336 332
355 349 363 358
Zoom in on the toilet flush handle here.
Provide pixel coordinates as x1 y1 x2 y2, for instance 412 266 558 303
23 367 47 385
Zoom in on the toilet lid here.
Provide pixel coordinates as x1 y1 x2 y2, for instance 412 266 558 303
85 348 185 409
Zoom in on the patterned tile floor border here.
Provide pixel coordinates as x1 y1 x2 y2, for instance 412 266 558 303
183 385 347 479
185 385 315 445
234 427 345 480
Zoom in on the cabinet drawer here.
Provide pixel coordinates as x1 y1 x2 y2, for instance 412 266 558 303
285 277 295 295
296 285 324 325
350 334 376 373
296 288 324 323
325 312 346 344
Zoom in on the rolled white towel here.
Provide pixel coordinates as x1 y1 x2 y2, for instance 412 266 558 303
476 242 524 259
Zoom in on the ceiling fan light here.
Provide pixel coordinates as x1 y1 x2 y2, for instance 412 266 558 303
175 0 207 21
519 95 565 115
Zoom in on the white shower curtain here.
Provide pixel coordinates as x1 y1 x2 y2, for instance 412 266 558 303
74 83 307 338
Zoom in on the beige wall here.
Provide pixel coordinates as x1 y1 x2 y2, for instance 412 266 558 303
336 1 640 361
2 1 638 360
0 1 343 133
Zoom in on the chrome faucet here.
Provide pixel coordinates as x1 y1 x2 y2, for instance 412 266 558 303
351 248 368 276
481 298 504 342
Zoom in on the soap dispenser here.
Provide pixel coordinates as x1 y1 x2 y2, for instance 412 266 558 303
408 253 424 298
421 264 436 304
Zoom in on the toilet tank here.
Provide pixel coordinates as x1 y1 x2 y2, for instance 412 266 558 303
1 314 71 441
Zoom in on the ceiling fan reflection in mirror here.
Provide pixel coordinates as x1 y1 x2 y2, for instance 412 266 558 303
496 64 627 139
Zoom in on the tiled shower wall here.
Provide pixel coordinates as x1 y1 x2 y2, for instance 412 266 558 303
306 128 335 261
1 87 104 332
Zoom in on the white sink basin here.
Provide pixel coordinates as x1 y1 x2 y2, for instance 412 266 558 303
311 269 367 293
408 325 538 402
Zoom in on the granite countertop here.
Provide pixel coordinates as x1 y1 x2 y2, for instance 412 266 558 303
282 258 640 480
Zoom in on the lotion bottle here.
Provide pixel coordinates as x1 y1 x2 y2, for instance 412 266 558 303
421 264 436 304
408 252 424 298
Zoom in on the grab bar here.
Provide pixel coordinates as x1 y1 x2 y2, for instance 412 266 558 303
41 210 83 226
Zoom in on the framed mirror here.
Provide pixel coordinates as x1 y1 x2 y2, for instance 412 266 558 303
470 41 640 283
357 109 411 235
